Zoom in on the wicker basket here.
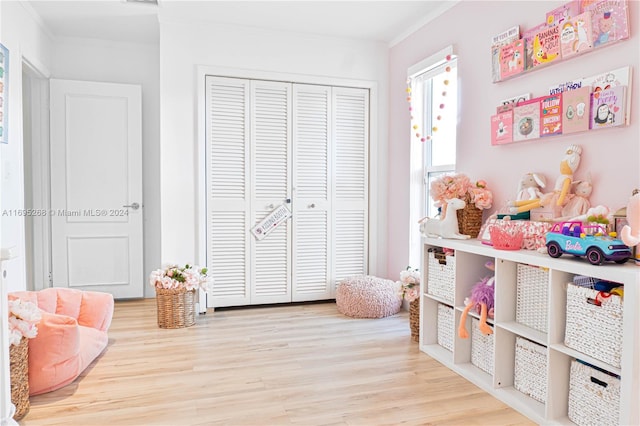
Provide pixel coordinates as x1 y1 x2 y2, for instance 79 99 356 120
457 195 483 238
514 336 548 403
427 251 455 304
156 287 196 329
437 303 454 352
565 283 623 368
10 337 30 420
471 318 494 376
516 264 549 333
409 299 420 342
568 360 621 426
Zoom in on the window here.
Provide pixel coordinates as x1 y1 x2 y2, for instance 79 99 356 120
408 47 457 266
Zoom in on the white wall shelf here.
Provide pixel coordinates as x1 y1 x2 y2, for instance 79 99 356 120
420 237 639 425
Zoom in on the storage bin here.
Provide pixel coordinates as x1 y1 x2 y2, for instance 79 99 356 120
516 264 548 333
427 251 455 304
514 336 548 403
437 303 454 352
565 283 623 368
568 360 620 426
471 317 494 376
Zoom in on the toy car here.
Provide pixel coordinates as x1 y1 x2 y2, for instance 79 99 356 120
546 221 631 265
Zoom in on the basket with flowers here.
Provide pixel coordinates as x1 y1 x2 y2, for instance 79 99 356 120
149 264 214 328
430 174 493 238
399 266 421 342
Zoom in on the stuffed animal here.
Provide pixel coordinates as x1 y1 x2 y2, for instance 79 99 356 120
561 173 593 218
621 190 640 251
508 144 582 218
419 198 471 240
516 172 546 201
458 261 495 339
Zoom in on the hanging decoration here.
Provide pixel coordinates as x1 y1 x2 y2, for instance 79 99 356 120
407 54 454 143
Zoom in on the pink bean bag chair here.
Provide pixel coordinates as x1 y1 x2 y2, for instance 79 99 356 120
336 275 402 319
8 288 114 395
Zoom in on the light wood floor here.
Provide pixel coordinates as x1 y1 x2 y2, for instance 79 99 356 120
23 299 533 426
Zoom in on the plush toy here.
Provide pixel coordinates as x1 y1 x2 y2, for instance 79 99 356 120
621 190 640 251
561 173 593 218
419 198 471 240
516 172 546 201
509 144 582 217
458 261 495 339
568 204 612 224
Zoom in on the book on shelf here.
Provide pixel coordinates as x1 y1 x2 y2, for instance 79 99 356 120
590 85 626 129
532 25 562 67
562 86 591 134
584 0 630 48
560 12 594 59
513 98 542 141
540 94 563 136
549 80 585 95
491 110 514 145
580 65 632 125
499 39 525 79
546 0 581 26
491 25 520 82
522 23 548 71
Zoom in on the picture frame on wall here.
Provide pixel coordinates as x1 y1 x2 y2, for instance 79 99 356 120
0 43 8 144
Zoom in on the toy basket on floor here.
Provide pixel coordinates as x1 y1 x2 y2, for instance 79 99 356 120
490 223 524 250
409 299 420 342
10 337 29 420
156 287 196 329
457 195 483 238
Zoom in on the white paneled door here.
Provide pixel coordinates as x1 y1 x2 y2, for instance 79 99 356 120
50 79 143 299
205 75 368 308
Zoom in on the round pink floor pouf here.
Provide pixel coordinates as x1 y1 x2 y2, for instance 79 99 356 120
336 275 402 319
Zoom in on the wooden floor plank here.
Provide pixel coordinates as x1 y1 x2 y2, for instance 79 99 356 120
23 299 533 425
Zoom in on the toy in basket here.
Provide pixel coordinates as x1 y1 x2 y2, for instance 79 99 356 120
490 221 523 250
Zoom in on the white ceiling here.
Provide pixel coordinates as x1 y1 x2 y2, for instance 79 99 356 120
25 0 457 45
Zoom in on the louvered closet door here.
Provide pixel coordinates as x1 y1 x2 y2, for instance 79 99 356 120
291 84 332 301
250 81 292 304
205 76 251 307
332 87 369 294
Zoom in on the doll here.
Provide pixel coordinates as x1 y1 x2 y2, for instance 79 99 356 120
561 174 592 218
458 261 495 339
516 172 546 201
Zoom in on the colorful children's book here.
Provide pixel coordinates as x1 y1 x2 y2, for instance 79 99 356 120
580 66 632 124
590 85 626 129
584 0 630 48
522 23 547 70
546 1 581 26
491 25 520 82
532 25 561 67
549 80 585 95
540 94 563 136
562 87 591 134
513 98 542 141
560 12 594 59
491 111 514 145
499 39 525 79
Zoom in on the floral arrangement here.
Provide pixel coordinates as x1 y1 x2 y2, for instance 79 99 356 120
430 174 493 212
8 298 42 346
149 264 214 292
399 266 421 302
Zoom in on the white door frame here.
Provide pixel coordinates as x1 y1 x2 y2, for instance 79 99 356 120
196 65 380 306
22 57 52 291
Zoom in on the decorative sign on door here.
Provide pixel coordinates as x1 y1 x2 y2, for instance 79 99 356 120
251 204 291 240
0 43 9 144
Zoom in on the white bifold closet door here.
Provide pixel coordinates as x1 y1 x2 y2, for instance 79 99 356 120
205 76 368 307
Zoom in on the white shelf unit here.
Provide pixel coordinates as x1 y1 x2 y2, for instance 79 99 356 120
420 237 640 425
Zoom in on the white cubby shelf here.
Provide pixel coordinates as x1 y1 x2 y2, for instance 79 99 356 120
419 236 640 425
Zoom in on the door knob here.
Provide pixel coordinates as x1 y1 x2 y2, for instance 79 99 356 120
267 204 275 209
123 202 141 210
309 203 316 208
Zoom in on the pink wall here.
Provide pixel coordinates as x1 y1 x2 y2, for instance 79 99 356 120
387 1 640 277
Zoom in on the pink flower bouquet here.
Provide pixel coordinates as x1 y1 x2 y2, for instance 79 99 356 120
430 174 493 211
149 264 214 292
8 298 42 346
399 266 421 302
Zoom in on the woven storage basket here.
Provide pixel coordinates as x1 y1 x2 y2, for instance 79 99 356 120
10 337 29 420
514 337 548 403
437 303 454 352
456 195 483 238
568 360 620 426
471 318 494 376
565 283 623 368
427 251 455 304
516 264 549 333
409 299 420 342
156 287 196 329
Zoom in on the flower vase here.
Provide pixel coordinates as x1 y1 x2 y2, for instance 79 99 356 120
156 287 196 329
10 337 30 420
409 299 420 342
